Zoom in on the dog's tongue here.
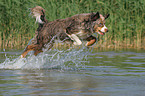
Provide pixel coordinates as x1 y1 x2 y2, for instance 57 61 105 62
98 32 105 35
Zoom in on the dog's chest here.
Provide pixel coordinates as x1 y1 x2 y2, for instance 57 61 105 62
75 30 91 39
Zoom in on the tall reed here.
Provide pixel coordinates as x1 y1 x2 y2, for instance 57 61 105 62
0 0 144 50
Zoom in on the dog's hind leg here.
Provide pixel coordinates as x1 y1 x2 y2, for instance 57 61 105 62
86 35 97 46
33 42 54 56
34 50 43 56
21 45 37 58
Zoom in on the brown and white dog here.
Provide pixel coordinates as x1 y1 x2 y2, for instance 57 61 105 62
21 6 109 58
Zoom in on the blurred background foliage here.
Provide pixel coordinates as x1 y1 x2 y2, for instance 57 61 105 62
0 0 144 49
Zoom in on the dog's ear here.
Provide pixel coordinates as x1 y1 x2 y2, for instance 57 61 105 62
104 14 110 19
41 9 45 16
91 12 100 21
40 9 46 22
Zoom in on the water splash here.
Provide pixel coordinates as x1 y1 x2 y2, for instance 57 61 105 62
0 47 90 70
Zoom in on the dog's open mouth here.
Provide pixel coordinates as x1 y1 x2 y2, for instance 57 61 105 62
98 30 105 35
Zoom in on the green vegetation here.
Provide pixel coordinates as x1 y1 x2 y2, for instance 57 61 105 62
0 0 144 50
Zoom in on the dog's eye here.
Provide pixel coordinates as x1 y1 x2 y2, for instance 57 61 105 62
99 23 103 26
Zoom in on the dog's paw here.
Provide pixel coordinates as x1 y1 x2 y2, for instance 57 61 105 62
73 41 82 45
86 39 96 46
20 55 24 58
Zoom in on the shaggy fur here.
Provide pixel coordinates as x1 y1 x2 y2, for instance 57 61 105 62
21 6 109 58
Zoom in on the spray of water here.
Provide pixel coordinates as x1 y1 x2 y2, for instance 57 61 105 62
0 46 90 70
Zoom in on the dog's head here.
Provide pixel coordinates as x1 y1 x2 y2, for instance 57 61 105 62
90 12 110 35
30 6 46 24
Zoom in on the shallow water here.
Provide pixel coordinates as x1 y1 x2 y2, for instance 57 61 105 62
0 48 145 96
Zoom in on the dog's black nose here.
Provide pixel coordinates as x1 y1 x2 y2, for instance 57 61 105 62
105 29 109 32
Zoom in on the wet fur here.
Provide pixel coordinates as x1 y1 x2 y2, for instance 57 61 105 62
21 6 109 58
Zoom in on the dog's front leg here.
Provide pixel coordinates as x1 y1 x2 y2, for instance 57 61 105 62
67 34 82 45
65 24 82 45
86 35 97 46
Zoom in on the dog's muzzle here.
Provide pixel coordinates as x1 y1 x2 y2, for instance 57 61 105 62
98 25 108 35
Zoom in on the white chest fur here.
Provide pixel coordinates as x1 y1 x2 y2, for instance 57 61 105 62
75 30 91 39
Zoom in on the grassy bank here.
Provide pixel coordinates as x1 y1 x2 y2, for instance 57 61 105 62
0 0 144 50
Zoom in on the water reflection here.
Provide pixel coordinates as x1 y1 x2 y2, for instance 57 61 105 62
86 51 145 76
0 70 106 96
0 49 145 96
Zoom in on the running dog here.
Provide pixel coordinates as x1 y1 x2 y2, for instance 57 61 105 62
21 6 109 58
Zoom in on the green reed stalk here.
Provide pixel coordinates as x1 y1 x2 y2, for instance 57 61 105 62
0 0 144 50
